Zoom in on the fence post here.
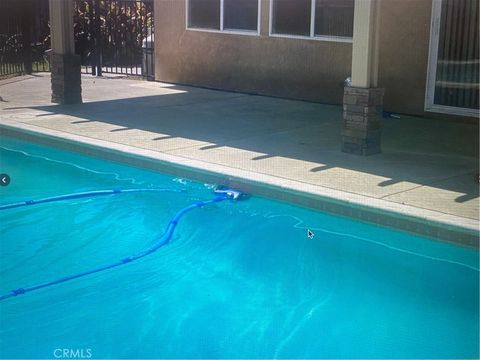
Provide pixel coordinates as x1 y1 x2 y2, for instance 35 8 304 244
87 0 96 75
94 0 102 76
21 0 33 74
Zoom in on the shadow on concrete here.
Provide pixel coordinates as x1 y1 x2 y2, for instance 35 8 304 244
4 82 479 201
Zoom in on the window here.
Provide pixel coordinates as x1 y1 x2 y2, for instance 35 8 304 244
224 0 258 31
272 0 311 36
271 0 354 41
188 0 220 30
315 0 354 37
187 0 259 34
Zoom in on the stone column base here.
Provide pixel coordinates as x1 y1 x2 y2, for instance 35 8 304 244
342 87 385 155
50 53 82 104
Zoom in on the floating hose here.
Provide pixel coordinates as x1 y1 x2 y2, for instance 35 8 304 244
0 188 186 211
0 187 244 301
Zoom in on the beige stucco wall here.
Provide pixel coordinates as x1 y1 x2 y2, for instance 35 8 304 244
377 0 432 115
154 0 352 104
155 0 434 113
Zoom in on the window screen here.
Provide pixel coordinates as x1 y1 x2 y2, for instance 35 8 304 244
223 0 258 31
188 0 220 30
315 0 354 37
272 0 311 36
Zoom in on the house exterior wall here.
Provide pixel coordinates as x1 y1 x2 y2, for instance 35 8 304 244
377 0 432 115
154 0 352 105
154 0 432 114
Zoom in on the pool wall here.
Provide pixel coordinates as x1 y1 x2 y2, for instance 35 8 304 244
1 123 478 248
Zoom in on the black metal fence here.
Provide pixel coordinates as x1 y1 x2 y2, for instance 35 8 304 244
0 0 154 80
0 0 50 77
75 0 154 79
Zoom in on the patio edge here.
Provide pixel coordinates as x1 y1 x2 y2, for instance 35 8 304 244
1 122 478 248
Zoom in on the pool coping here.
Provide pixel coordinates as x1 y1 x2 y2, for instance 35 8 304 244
1 122 478 248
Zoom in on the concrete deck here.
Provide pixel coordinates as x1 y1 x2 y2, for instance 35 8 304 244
1 74 478 238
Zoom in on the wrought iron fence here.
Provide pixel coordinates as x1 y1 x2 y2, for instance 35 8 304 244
0 0 50 77
0 0 154 79
75 0 154 79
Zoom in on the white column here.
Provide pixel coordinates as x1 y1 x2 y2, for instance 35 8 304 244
350 0 381 88
49 0 75 55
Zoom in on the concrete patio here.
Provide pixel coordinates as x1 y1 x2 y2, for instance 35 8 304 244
0 74 478 233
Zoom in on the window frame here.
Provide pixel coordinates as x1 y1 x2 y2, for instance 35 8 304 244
269 0 354 43
186 0 261 36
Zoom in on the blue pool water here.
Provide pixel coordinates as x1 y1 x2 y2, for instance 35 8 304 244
0 136 478 359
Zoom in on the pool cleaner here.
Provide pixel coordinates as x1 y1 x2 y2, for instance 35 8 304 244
213 186 245 200
0 186 245 301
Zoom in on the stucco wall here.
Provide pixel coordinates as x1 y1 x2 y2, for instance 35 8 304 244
154 0 435 114
154 0 352 104
377 0 432 115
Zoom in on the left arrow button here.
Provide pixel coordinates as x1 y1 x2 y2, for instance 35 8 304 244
0 173 11 187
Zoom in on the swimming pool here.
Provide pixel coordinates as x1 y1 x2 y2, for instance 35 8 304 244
0 136 478 359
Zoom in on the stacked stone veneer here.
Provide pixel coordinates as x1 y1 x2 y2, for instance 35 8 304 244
342 87 385 155
50 53 82 104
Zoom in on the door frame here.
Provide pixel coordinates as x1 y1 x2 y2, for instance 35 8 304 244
425 0 479 117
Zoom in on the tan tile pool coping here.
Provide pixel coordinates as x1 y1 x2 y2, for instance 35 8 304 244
1 122 478 248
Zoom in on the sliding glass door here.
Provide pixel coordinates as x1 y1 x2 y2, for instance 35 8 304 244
426 0 479 117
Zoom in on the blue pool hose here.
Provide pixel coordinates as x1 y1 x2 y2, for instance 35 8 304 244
0 188 185 211
0 187 243 301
